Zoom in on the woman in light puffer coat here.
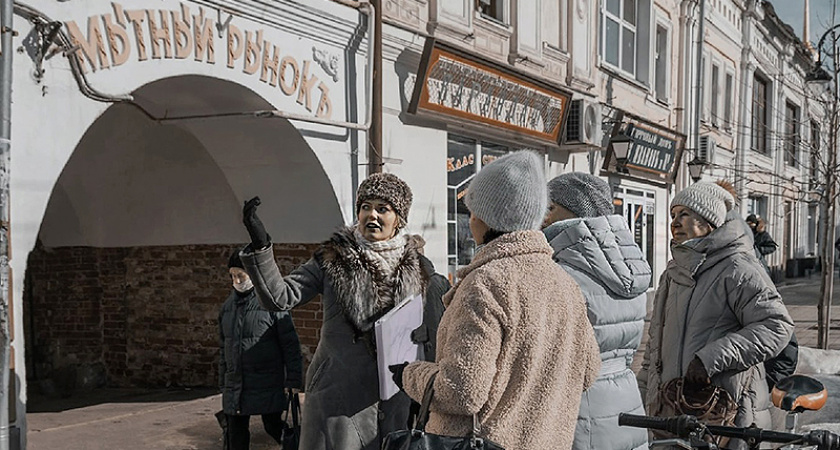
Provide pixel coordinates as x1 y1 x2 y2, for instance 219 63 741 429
638 182 793 449
542 172 649 450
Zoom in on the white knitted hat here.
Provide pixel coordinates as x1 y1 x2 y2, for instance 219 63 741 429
465 151 547 232
670 181 734 228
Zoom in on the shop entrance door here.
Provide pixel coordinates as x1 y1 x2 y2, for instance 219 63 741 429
616 189 656 285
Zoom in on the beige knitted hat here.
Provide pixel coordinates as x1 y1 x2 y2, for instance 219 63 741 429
670 181 734 228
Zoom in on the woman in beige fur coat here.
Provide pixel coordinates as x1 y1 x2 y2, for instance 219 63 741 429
391 151 601 450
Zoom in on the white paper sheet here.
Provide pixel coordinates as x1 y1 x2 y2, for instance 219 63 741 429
375 294 424 401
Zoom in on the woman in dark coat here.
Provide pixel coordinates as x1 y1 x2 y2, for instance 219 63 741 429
238 173 442 450
219 249 303 450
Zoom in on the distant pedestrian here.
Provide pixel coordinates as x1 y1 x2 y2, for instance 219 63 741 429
542 172 649 450
639 182 793 446
392 152 601 450
746 214 778 274
237 172 446 450
219 248 303 450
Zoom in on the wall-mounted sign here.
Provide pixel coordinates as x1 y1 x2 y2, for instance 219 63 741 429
63 2 336 119
409 40 572 144
603 112 685 184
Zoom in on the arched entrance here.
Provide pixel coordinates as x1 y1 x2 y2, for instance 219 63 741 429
24 76 340 390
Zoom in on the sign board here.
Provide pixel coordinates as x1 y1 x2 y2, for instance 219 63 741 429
603 113 685 184
409 40 572 144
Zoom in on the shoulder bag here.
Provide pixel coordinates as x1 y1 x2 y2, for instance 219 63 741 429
381 374 505 450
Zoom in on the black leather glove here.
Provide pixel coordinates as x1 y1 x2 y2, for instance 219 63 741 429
685 356 710 386
389 362 408 391
243 196 271 249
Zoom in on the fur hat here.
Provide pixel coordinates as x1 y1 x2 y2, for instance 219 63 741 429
670 181 735 228
547 172 614 218
356 173 413 224
465 151 547 232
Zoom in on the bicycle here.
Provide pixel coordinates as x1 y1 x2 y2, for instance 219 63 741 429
618 374 834 449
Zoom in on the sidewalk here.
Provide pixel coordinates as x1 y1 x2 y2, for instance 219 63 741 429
27 388 284 449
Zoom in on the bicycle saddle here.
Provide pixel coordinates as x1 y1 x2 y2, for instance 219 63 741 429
771 375 827 412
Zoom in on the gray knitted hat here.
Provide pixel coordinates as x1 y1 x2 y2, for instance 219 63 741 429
670 181 734 228
465 151 547 232
356 173 413 223
547 172 614 218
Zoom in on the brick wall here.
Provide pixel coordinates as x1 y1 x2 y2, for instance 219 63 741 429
25 243 321 389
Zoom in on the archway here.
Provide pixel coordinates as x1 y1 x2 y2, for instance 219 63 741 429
24 76 340 390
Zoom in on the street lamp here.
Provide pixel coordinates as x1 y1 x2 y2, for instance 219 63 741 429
806 63 833 86
610 132 633 171
686 157 706 182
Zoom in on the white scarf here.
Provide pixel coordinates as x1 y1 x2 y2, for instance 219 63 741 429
354 228 408 278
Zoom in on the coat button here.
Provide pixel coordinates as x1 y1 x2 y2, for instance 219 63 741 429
236 410 241 414
378 410 385 421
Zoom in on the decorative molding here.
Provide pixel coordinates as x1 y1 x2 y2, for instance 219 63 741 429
312 46 340 82
384 0 426 30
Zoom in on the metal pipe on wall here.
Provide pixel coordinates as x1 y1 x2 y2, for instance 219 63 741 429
0 0 12 447
692 0 705 164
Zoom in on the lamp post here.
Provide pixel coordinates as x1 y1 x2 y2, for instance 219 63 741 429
686 157 706 182
807 24 840 349
611 132 633 172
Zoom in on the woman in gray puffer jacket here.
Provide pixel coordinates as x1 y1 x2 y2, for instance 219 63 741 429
542 173 649 450
638 182 793 449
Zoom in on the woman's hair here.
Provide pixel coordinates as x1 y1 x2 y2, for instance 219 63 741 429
483 229 508 244
756 217 767 233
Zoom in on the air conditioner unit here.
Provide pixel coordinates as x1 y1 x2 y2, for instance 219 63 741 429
564 99 603 149
698 135 716 163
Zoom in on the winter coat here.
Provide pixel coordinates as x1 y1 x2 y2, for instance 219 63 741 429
239 227 433 450
219 289 303 416
544 215 650 450
638 218 794 434
402 231 601 450
753 230 778 268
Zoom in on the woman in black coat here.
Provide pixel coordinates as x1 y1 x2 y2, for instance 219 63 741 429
219 249 304 450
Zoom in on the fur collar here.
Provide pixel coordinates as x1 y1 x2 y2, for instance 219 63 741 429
316 226 428 335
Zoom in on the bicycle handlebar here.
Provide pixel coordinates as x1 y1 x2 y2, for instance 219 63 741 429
618 413 840 450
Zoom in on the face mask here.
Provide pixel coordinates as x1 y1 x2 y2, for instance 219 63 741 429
233 278 254 293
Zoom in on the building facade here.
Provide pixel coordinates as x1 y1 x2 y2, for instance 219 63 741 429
4 0 824 447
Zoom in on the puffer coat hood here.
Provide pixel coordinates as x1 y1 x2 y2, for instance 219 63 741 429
545 215 650 450
638 217 794 437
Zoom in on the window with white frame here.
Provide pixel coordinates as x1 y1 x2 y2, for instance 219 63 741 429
711 64 720 126
724 73 734 130
654 23 668 102
784 101 799 167
747 195 768 219
752 74 769 154
477 0 506 24
810 120 820 189
600 0 652 84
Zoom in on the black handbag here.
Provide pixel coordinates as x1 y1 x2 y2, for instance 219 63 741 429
381 374 505 450
282 389 301 450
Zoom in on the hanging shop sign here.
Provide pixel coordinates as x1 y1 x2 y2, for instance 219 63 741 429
408 40 572 144
603 113 685 184
62 2 338 119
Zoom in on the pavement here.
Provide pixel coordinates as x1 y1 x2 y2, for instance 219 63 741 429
27 388 288 449
24 274 840 449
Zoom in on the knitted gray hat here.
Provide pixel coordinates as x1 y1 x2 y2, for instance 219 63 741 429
547 172 614 218
465 151 547 232
670 181 734 228
356 173 413 223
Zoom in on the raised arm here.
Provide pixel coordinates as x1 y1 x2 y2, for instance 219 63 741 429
239 196 324 311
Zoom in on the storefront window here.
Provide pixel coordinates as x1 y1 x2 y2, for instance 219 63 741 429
614 188 655 287
446 135 516 282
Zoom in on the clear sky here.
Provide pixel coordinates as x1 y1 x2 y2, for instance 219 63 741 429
771 0 838 48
